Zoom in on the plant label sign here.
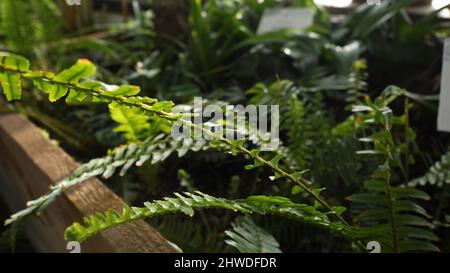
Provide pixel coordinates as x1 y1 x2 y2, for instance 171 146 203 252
257 8 313 34
438 38 450 132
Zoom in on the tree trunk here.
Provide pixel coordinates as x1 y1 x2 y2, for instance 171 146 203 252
61 0 93 32
154 0 188 39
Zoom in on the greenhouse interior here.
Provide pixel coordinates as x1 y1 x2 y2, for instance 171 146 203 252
0 0 450 256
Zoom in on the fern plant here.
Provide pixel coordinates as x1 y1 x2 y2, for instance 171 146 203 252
0 52 357 244
64 191 352 243
348 88 438 252
0 52 442 253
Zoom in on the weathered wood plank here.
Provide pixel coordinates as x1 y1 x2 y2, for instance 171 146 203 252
0 113 177 253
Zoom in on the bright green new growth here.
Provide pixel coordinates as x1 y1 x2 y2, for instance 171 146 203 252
0 55 29 100
109 101 151 141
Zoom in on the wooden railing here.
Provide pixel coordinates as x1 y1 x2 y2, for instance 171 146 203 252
0 113 178 253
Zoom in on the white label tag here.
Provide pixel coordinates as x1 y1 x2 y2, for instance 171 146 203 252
257 8 313 34
438 38 450 132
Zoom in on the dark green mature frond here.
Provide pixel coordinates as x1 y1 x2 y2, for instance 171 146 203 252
151 215 229 253
225 216 282 253
64 192 353 243
284 92 331 169
285 95 308 169
350 168 439 252
311 137 367 193
349 88 438 252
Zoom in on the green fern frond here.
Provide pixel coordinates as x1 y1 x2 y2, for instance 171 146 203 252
4 134 212 225
285 92 331 169
311 137 367 194
0 54 30 100
350 167 438 252
283 91 367 193
346 59 368 107
350 89 439 252
409 148 450 188
285 95 308 169
64 192 353 243
1 53 350 230
225 215 282 253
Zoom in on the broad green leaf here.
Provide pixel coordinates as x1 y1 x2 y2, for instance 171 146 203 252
0 72 21 101
311 187 326 196
347 193 387 205
391 187 430 200
54 59 96 83
48 59 96 101
0 54 30 71
66 81 102 103
331 206 347 216
151 101 175 111
291 185 304 195
393 200 429 217
269 171 283 181
268 154 283 168
290 170 308 181
104 85 140 97
398 239 440 253
395 215 433 228
396 226 439 241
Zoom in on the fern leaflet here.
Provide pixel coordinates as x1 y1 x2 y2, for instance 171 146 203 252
409 148 450 188
225 216 282 253
64 192 354 243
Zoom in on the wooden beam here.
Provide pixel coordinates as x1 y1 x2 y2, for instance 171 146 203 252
0 113 178 253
